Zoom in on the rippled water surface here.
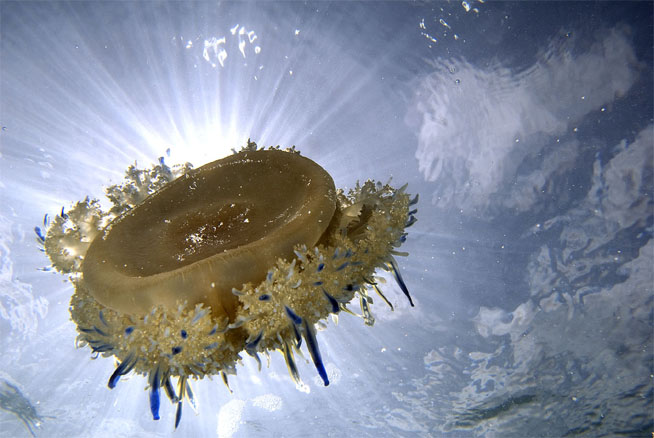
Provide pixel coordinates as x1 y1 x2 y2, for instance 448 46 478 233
1 2 652 437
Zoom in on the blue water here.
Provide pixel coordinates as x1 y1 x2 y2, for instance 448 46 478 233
1 2 652 437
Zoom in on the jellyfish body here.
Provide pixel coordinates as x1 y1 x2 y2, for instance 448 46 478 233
82 149 337 320
40 142 417 427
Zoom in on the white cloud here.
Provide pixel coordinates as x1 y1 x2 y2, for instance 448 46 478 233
217 398 246 438
411 26 639 213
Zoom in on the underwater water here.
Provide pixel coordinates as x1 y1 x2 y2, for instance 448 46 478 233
1 1 652 437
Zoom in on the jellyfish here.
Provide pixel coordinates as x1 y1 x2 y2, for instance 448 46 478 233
0 379 50 437
37 141 417 428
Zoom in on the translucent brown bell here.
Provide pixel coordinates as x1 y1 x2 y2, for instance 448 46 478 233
81 149 337 319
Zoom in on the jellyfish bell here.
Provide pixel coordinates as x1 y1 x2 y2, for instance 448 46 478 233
39 142 418 428
81 149 337 321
